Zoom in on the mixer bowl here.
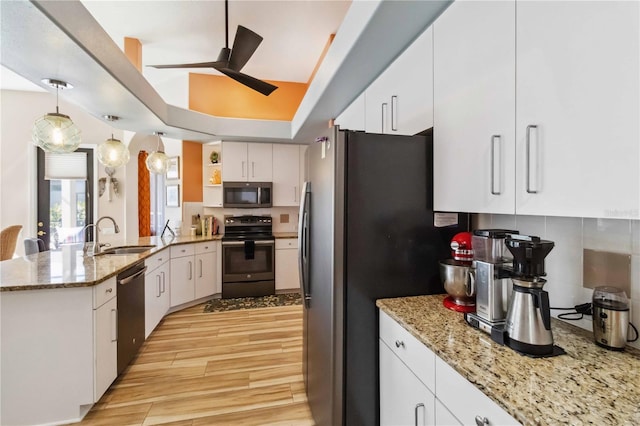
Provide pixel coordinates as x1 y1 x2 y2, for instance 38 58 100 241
439 259 475 306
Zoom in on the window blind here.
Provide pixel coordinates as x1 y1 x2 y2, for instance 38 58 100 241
44 151 87 180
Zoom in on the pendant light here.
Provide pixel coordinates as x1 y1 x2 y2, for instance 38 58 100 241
146 131 170 174
32 79 82 153
97 115 130 168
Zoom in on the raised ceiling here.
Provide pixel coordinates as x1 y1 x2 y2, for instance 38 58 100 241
1 0 452 143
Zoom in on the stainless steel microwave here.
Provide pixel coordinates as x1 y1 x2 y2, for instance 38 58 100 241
223 182 272 208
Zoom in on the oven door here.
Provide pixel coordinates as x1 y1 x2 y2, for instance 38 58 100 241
222 240 275 283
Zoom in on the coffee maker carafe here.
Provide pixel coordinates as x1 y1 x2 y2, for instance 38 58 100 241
503 234 556 356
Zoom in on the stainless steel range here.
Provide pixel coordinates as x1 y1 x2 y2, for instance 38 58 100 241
221 215 275 298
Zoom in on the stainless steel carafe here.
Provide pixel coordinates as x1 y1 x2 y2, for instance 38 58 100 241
593 286 630 351
503 235 555 356
504 277 554 355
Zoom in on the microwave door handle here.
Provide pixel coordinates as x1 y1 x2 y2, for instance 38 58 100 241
257 187 261 205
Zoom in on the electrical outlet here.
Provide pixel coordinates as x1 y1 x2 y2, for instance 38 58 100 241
583 249 631 296
280 214 289 224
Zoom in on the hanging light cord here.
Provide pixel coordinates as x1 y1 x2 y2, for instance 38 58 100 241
55 83 60 114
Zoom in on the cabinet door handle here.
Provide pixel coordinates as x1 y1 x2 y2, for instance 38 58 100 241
475 415 490 426
414 403 425 426
491 135 501 195
395 340 405 348
526 124 539 194
252 162 255 178
111 308 118 342
242 161 246 178
381 103 388 133
391 95 398 131
188 261 193 280
157 274 161 297
161 271 166 293
199 259 203 278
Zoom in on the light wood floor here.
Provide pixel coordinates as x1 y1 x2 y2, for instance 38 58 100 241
74 304 314 426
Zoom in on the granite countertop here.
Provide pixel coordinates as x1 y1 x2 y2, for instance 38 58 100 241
377 295 640 426
273 232 298 239
0 234 222 292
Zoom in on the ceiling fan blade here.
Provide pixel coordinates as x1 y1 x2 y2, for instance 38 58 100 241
147 61 226 69
228 25 263 72
218 68 278 96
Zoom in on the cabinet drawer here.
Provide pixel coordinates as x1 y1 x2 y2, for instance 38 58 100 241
275 238 298 250
436 357 519 425
195 241 217 255
379 310 435 392
145 249 169 273
171 244 195 258
93 276 117 309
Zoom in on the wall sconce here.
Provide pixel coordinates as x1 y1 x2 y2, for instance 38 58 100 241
97 115 130 168
32 79 81 153
146 131 170 174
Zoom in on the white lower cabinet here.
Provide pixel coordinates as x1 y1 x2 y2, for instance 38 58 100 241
93 279 118 401
436 357 518 426
145 252 170 338
195 242 217 299
171 242 219 307
380 341 435 426
379 310 520 426
170 253 195 307
435 398 461 426
275 238 300 291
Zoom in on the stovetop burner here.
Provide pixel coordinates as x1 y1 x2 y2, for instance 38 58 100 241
222 215 274 241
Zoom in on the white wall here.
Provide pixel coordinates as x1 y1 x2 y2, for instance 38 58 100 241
0 90 123 255
476 213 640 349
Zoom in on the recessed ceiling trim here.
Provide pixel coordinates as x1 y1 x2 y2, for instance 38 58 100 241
2 0 452 144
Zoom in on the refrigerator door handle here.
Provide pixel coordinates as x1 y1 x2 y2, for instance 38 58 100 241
298 181 311 308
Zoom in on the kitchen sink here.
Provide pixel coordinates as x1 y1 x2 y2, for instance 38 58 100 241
98 245 155 255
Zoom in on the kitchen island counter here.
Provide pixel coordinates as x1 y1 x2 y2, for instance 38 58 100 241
377 295 640 426
0 234 222 292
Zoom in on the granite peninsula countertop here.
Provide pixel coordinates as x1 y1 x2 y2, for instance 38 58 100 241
377 295 640 426
0 234 222 292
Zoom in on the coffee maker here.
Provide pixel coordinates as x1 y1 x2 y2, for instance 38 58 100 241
503 234 558 356
464 229 518 334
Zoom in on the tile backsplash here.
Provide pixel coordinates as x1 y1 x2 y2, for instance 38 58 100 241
475 214 640 349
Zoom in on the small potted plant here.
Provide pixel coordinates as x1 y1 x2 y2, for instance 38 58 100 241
210 151 219 164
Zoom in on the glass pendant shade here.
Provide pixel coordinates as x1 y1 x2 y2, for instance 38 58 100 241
146 150 170 174
32 112 82 153
97 137 130 168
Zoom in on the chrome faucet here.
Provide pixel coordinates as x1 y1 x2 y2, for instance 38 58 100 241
82 216 120 255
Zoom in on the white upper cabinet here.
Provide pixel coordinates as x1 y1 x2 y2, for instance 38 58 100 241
433 0 516 214
247 143 273 182
433 0 639 219
335 92 366 132
222 142 273 182
515 1 639 219
273 144 301 206
366 27 434 136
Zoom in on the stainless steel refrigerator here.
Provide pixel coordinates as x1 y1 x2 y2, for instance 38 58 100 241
298 127 469 426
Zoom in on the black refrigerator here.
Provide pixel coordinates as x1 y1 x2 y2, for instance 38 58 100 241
297 128 469 426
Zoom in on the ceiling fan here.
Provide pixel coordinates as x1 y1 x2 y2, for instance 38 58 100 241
148 0 277 96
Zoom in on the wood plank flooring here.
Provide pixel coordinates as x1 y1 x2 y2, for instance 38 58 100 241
73 304 314 425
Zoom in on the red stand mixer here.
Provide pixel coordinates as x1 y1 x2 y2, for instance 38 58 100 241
439 232 476 313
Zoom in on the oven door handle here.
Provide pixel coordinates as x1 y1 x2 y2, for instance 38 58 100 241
222 240 274 246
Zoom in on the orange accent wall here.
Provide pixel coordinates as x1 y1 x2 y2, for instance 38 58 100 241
188 34 336 121
189 74 307 121
124 37 142 72
182 141 203 202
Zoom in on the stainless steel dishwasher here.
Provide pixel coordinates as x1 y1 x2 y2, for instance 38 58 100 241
116 261 147 374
